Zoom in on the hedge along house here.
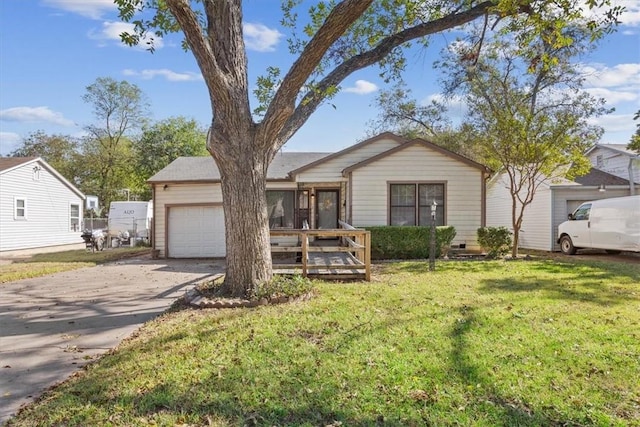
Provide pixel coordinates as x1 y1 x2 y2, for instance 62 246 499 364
147 132 491 258
486 167 634 252
0 157 85 253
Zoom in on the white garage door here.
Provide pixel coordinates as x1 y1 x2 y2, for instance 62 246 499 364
168 206 226 257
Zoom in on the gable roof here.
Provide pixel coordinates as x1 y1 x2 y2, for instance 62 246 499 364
148 152 331 183
0 157 85 198
586 144 640 158
342 138 491 175
288 132 407 176
0 157 38 173
573 167 633 186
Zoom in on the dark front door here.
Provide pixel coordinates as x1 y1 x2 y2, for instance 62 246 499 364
316 190 339 229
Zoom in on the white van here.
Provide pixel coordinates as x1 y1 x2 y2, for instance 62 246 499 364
557 195 640 255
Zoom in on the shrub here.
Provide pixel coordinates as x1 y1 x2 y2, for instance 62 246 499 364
477 226 512 259
366 226 457 260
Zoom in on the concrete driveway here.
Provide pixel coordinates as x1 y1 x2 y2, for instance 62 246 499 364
0 256 224 424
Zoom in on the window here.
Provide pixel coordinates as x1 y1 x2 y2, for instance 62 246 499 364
14 198 26 220
70 204 80 231
390 183 445 226
267 190 310 229
596 155 603 168
572 203 591 221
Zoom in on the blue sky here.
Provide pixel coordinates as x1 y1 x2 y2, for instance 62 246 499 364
1 0 639 156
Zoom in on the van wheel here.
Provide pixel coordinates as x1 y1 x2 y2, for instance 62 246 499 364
560 236 577 255
605 250 621 255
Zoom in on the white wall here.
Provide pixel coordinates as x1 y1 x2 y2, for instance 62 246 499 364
486 173 554 251
0 162 84 251
588 147 640 183
349 144 484 249
295 136 401 183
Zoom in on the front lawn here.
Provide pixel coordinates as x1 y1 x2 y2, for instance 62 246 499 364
7 258 639 426
0 247 151 284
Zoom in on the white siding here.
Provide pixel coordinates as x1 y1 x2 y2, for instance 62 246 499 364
550 187 631 251
349 144 484 249
0 163 84 251
486 173 554 251
295 137 401 182
588 147 640 183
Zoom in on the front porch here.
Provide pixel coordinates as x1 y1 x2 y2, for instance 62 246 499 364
270 221 371 281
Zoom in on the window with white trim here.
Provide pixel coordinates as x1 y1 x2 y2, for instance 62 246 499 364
70 204 80 231
14 198 27 220
390 183 445 226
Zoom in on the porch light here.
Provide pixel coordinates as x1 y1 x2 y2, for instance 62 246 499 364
431 200 438 219
598 184 606 192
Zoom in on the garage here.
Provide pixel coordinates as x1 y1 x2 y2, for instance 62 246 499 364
167 206 226 258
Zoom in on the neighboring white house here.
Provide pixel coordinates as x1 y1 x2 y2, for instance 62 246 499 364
486 167 633 251
147 133 491 258
0 157 85 252
586 144 640 194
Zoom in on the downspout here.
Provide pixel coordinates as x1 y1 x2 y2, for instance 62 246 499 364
629 157 637 196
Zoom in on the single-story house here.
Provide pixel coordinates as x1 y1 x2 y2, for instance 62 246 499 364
586 143 640 194
147 132 491 258
0 157 85 252
486 167 634 252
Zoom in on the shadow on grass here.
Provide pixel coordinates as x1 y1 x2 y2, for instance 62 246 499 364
479 262 639 306
448 304 572 426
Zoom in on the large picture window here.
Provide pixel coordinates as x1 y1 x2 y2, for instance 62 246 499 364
390 183 445 226
267 191 295 228
267 190 310 229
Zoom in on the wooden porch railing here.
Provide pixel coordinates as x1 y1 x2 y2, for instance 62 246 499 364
270 221 371 281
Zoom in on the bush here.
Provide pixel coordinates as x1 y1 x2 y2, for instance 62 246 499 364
366 226 457 260
477 226 512 259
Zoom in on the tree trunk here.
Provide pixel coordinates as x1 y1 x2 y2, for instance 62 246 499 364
212 132 274 299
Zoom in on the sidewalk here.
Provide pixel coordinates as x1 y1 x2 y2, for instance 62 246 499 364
0 256 224 424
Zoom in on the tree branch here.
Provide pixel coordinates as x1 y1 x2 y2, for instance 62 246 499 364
277 1 497 144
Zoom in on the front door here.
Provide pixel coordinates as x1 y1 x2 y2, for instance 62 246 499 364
316 190 339 229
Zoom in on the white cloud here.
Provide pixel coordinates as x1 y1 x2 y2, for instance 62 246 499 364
589 112 636 134
42 0 116 20
612 0 640 27
344 80 378 95
581 63 640 87
123 68 203 82
0 107 74 126
243 23 283 52
89 21 164 50
585 87 638 104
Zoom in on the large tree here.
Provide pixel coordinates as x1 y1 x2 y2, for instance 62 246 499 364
438 27 610 258
9 130 82 183
81 77 150 208
132 116 208 200
116 0 621 297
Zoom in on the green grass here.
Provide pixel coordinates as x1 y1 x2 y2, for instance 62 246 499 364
0 247 150 283
7 258 640 426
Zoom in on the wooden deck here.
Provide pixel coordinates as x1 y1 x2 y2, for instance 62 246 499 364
270 223 371 281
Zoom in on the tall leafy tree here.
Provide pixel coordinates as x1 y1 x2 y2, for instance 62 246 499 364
81 77 150 208
367 85 486 163
438 27 611 258
115 0 621 297
132 116 208 199
9 130 82 183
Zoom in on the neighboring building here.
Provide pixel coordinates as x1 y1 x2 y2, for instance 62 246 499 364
586 144 640 194
148 133 491 258
486 167 633 252
0 157 85 252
